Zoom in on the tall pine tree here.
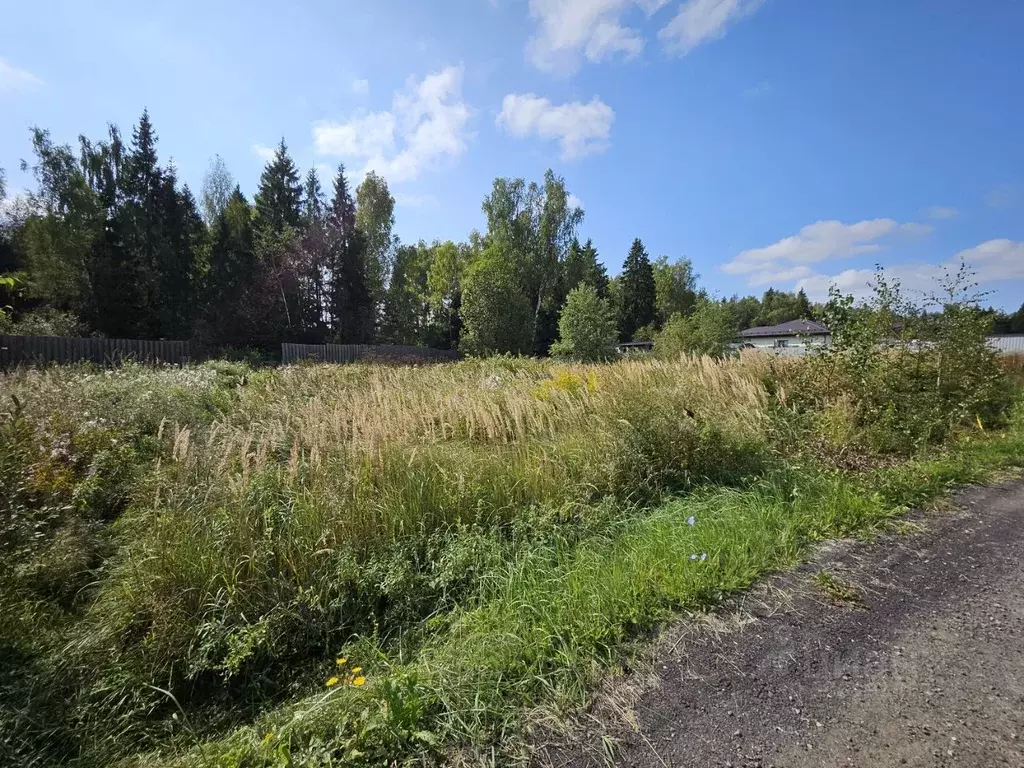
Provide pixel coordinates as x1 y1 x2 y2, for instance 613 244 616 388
618 238 656 341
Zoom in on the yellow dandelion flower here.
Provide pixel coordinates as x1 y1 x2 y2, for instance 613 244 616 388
336 657 347 666
351 666 362 674
325 676 339 687
352 675 366 687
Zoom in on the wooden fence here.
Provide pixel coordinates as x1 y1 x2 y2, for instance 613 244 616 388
0 335 191 368
281 342 460 365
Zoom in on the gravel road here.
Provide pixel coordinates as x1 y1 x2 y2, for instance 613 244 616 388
541 478 1024 768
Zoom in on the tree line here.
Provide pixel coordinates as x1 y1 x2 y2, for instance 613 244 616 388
6 110 1015 359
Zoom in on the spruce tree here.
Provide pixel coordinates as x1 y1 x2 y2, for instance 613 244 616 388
115 109 165 337
562 238 608 298
155 173 203 337
203 187 256 347
253 139 303 235
326 164 372 342
617 238 656 341
299 168 329 340
796 288 813 319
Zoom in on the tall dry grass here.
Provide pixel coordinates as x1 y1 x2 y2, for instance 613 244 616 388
71 357 776 709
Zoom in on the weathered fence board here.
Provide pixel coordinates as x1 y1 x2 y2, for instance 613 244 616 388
282 342 460 365
0 336 191 368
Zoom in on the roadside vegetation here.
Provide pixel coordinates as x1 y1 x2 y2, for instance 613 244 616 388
2 271 1023 767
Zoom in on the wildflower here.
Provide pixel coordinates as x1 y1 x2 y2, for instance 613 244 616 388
336 657 347 666
689 553 707 561
352 676 367 687
686 516 696 526
351 666 362 674
325 676 339 687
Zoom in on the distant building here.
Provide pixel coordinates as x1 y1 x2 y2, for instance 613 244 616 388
736 319 831 353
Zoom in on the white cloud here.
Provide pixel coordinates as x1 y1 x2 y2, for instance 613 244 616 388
899 222 933 237
659 0 764 55
252 143 276 161
0 57 43 93
394 192 439 208
925 205 958 220
497 93 614 159
795 239 1024 303
954 239 1024 283
351 78 370 95
568 193 584 210
312 65 472 184
724 219 906 286
313 112 396 158
526 0 668 74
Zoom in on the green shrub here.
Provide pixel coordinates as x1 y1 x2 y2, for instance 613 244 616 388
654 300 737 359
550 284 618 362
802 265 1011 454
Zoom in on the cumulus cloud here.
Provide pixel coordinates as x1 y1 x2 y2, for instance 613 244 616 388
526 0 668 74
313 113 396 158
795 239 1024 303
312 66 472 184
251 143 277 162
0 57 44 93
568 193 585 210
394 192 439 208
351 78 370 95
659 0 764 55
497 93 614 159
723 219 913 286
955 239 1024 283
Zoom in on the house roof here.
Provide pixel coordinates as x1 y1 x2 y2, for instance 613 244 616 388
739 319 830 338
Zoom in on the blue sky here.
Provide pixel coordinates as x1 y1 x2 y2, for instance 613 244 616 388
2 0 1023 308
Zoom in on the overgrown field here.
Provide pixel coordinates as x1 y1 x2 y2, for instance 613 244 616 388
2 343 1022 766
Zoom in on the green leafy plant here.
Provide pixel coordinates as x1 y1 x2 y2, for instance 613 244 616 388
550 284 618 362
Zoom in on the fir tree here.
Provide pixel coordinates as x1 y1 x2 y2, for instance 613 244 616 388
796 288 813 319
203 187 256 347
253 139 303 235
562 238 609 298
618 238 656 341
299 168 329 339
326 164 372 342
155 173 204 337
